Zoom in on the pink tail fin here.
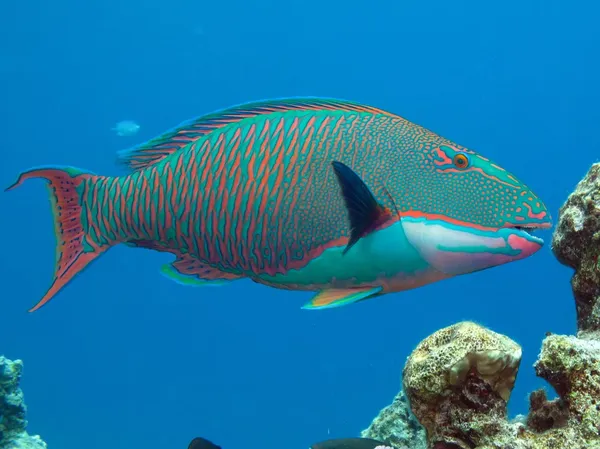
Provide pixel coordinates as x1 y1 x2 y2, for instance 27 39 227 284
6 166 108 312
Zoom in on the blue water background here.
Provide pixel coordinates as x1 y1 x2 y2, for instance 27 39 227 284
1 1 598 449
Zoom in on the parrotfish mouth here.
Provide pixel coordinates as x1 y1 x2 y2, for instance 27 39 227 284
503 221 553 246
401 217 553 276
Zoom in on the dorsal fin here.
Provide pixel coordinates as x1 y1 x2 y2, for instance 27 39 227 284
116 97 392 171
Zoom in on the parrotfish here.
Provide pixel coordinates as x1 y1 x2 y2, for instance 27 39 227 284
6 98 551 313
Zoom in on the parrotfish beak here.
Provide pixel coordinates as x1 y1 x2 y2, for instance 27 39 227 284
500 220 552 254
502 190 553 246
401 215 553 277
500 200 553 256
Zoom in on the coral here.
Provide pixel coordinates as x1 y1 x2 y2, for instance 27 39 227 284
362 163 600 449
533 335 600 437
367 325 600 449
399 323 600 449
401 321 522 449
361 390 426 449
551 162 600 333
0 356 47 449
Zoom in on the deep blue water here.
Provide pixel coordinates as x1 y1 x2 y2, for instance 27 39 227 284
1 1 598 449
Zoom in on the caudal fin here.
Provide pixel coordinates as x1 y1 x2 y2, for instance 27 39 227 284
5 166 109 312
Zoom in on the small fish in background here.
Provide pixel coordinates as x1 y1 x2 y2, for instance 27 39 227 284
186 436 390 449
112 120 140 137
188 437 221 449
311 438 391 449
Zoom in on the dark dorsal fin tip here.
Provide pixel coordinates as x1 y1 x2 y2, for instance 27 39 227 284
117 97 395 172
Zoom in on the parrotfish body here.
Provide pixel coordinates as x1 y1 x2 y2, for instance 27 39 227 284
7 98 551 312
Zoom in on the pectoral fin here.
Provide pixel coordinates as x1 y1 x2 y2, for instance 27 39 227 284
302 286 383 310
331 161 393 254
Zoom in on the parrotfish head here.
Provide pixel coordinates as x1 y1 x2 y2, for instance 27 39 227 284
398 143 552 276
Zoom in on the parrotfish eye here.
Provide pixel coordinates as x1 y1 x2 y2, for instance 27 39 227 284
453 153 470 169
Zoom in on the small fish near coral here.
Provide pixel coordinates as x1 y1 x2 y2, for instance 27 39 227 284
6 97 552 313
188 436 391 449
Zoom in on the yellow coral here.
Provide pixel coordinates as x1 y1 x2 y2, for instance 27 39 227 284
403 321 521 404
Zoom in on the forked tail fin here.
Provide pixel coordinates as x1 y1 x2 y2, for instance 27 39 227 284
5 166 109 312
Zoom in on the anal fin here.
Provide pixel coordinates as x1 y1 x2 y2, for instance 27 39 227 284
125 240 244 286
162 255 244 287
302 286 383 310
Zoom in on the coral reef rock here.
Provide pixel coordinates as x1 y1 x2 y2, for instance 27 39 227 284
402 321 522 449
531 334 600 437
552 162 600 334
400 324 600 449
361 390 427 449
363 163 600 449
0 356 47 449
